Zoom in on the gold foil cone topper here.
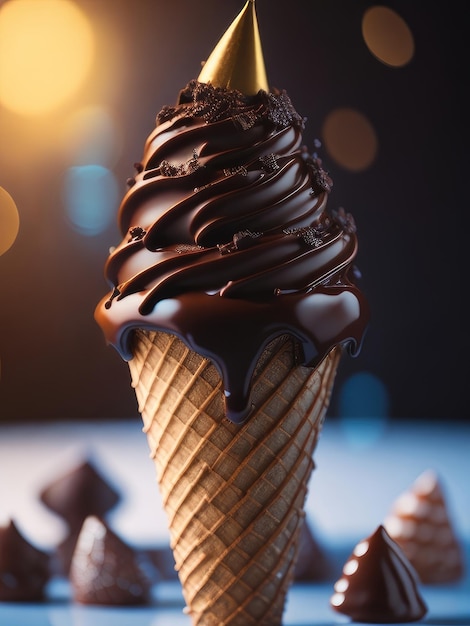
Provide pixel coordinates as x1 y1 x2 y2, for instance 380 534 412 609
198 0 269 95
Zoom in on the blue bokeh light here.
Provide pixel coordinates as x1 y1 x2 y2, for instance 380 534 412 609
64 164 118 236
337 372 390 449
62 105 123 167
339 371 390 418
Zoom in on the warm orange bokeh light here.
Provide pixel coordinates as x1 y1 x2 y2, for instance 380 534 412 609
0 0 94 116
0 186 20 256
322 108 378 172
362 6 414 68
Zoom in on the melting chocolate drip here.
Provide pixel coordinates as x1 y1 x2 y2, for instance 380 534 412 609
95 80 369 423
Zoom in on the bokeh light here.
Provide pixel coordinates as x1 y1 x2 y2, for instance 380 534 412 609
337 372 390 449
0 186 20 256
0 0 94 116
61 105 123 167
339 371 390 418
63 165 118 236
322 108 378 172
362 6 414 68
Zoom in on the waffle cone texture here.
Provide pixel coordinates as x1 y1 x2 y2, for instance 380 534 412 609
129 329 341 626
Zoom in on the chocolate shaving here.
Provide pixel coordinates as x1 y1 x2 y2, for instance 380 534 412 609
156 81 304 131
284 226 324 248
331 207 356 233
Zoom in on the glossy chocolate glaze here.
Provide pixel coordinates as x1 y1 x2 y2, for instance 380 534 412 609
330 525 428 623
0 519 50 602
95 81 369 423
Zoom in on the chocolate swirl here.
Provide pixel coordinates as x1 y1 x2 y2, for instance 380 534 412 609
95 81 369 423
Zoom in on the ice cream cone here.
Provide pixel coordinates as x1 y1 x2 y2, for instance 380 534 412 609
128 329 341 625
95 2 368 623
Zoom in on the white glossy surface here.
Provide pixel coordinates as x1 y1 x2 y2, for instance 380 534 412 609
1 418 469 625
0 581 469 626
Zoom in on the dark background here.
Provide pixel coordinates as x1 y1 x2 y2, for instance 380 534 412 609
0 0 467 423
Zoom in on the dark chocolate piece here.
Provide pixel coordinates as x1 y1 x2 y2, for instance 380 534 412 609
70 516 151 605
39 459 120 574
384 469 465 584
330 525 427 623
0 519 50 602
293 520 332 582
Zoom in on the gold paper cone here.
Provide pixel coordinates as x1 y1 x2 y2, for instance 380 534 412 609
129 330 341 625
198 0 269 94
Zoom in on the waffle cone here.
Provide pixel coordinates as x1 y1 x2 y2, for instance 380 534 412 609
128 329 341 626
